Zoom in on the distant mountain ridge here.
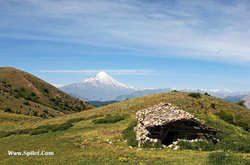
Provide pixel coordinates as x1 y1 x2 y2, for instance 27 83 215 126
60 71 249 108
115 88 172 100
224 95 246 103
60 72 137 101
116 88 248 100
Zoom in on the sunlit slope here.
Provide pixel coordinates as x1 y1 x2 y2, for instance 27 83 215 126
3 92 250 134
0 92 250 164
0 67 93 118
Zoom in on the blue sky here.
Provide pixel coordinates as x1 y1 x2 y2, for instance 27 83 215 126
1 0 250 91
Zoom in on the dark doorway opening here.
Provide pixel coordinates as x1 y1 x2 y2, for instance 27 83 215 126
147 119 217 145
161 131 179 145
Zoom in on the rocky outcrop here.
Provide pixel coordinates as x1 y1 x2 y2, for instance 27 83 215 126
135 103 218 147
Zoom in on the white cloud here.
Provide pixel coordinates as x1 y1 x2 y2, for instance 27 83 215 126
1 0 250 62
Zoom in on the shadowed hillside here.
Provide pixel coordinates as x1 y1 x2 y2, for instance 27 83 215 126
0 67 93 118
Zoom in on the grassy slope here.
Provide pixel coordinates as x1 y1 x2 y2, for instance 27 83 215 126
0 67 93 118
0 92 250 164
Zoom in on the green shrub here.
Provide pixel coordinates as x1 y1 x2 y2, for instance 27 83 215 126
188 93 201 99
30 129 49 135
92 115 126 124
33 111 38 116
43 88 49 94
204 92 211 96
236 121 249 131
4 107 12 113
211 103 216 109
0 122 74 138
178 140 214 151
215 134 250 153
122 121 138 147
237 100 245 107
23 100 30 105
67 117 85 124
39 113 47 119
27 122 74 136
15 128 33 134
35 124 57 130
174 133 250 153
207 151 250 165
217 110 234 124
141 140 163 148
0 131 14 138
217 111 249 131
237 101 246 107
14 88 39 102
50 123 73 132
0 128 35 138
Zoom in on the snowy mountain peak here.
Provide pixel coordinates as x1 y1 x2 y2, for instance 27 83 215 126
94 71 114 83
60 71 137 101
83 71 136 89
95 71 110 78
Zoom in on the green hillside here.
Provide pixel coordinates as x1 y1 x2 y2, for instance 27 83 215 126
0 92 250 164
0 67 93 118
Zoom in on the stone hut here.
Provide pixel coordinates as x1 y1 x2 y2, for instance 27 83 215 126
135 103 218 146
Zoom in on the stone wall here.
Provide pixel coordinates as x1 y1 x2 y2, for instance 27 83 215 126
135 103 217 147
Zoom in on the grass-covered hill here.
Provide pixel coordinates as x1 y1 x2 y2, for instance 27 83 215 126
0 67 93 118
1 92 250 164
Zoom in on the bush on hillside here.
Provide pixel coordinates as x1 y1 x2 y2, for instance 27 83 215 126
15 128 33 134
23 100 30 105
237 101 246 107
235 121 249 131
188 93 201 99
30 129 49 135
51 123 73 132
14 88 39 102
0 131 14 138
204 92 211 96
178 140 214 151
92 115 126 124
31 122 74 135
207 151 250 165
217 110 249 131
217 110 234 124
42 88 49 94
140 140 163 148
0 118 86 139
67 117 85 124
215 134 250 153
211 103 216 109
122 121 138 147
4 107 12 113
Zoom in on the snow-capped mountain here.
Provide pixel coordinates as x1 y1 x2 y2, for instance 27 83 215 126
61 72 249 106
60 72 137 101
